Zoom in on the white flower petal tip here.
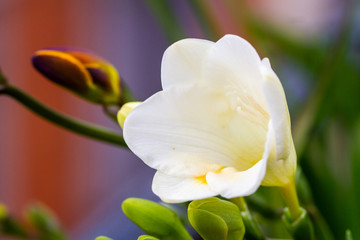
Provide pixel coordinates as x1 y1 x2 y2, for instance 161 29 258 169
123 34 297 202
117 102 142 129
161 38 214 89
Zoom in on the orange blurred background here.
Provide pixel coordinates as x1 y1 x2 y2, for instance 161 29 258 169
0 0 175 238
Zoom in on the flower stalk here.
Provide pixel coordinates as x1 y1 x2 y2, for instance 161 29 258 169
279 178 302 221
0 81 127 147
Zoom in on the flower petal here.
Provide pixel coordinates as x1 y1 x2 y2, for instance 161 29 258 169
161 39 214 89
152 171 217 203
260 58 296 185
203 34 267 110
124 84 268 177
261 58 293 161
206 121 273 198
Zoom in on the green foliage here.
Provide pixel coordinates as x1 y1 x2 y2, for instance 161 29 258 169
122 198 192 240
188 197 245 240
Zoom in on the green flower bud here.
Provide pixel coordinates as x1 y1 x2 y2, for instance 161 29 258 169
117 101 142 128
95 236 113 240
32 47 123 105
188 197 245 240
345 229 353 240
122 198 192 240
282 207 314 240
26 203 66 240
137 235 160 240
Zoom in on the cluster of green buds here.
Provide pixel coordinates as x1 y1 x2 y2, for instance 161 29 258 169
32 47 123 105
0 202 66 240
111 197 247 240
188 197 245 240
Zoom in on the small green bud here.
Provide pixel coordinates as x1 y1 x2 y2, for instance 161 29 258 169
188 197 245 240
122 198 192 240
345 229 353 240
95 236 113 240
26 203 66 240
0 205 28 238
282 207 314 240
32 47 123 105
137 235 160 240
117 101 142 128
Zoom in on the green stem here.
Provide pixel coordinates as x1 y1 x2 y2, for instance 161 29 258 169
280 180 301 221
231 197 265 240
0 83 127 147
279 178 302 221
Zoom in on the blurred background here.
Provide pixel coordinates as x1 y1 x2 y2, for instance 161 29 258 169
0 0 359 239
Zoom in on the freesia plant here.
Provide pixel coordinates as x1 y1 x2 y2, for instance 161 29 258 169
1 1 359 240
122 34 300 215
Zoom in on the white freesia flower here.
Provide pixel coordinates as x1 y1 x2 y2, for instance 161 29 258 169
122 34 296 203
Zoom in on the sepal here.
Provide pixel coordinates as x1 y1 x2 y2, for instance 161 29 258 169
282 207 314 240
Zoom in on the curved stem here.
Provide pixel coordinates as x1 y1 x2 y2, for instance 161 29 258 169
280 178 302 221
0 83 127 147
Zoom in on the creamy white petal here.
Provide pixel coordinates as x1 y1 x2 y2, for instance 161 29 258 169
161 38 214 89
206 121 273 198
203 34 268 111
261 58 296 185
124 84 268 177
261 139 296 186
261 58 292 161
152 171 217 203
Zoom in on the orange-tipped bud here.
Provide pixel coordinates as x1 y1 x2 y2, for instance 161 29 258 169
32 47 122 105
